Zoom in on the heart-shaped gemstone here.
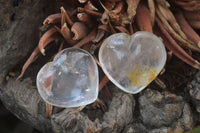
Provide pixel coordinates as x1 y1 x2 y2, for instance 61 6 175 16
99 31 167 94
37 48 99 108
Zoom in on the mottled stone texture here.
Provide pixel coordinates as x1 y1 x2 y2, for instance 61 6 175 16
187 71 200 113
0 0 198 132
122 123 148 133
138 89 194 132
1 76 135 133
0 0 56 83
0 0 56 132
0 78 52 132
51 88 135 133
139 89 184 128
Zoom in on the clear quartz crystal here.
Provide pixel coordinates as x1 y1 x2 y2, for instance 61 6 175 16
37 48 99 108
99 32 167 94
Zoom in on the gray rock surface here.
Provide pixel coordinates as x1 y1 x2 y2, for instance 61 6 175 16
122 123 147 133
0 0 198 132
0 0 56 132
51 88 135 133
139 89 184 128
139 89 194 132
187 71 200 113
179 103 194 131
0 78 52 132
149 127 172 133
1 77 135 133
148 103 193 133
0 0 56 83
0 0 137 132
0 76 195 133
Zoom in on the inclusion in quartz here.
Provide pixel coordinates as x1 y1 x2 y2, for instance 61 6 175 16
99 31 167 94
37 48 99 108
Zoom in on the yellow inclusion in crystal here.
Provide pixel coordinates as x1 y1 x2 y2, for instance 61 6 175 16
126 64 158 87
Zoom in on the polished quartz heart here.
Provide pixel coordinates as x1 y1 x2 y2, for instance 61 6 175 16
99 31 167 94
37 48 99 108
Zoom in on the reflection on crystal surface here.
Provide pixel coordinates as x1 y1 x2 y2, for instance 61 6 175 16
99 32 167 94
37 48 99 108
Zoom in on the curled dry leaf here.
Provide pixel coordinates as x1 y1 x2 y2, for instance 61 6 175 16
188 20 200 29
100 5 110 25
73 28 97 48
77 7 102 17
46 103 53 118
183 11 200 21
61 23 77 44
157 4 187 40
61 6 74 27
43 13 61 25
84 1 98 11
99 75 109 91
129 23 134 35
135 2 152 33
71 22 89 40
155 0 170 7
108 20 116 33
77 13 94 28
17 47 41 80
155 17 200 69
171 0 200 11
78 0 88 4
112 1 124 14
115 26 130 34
98 25 110 32
156 5 200 53
38 28 60 55
92 29 105 43
126 0 141 20
104 1 116 10
104 85 112 100
148 0 155 26
44 75 54 118
109 1 124 18
175 10 200 47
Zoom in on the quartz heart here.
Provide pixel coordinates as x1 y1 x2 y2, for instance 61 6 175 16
99 31 167 94
37 48 99 108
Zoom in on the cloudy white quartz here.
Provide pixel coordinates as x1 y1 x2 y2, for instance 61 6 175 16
99 32 167 94
36 48 99 108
